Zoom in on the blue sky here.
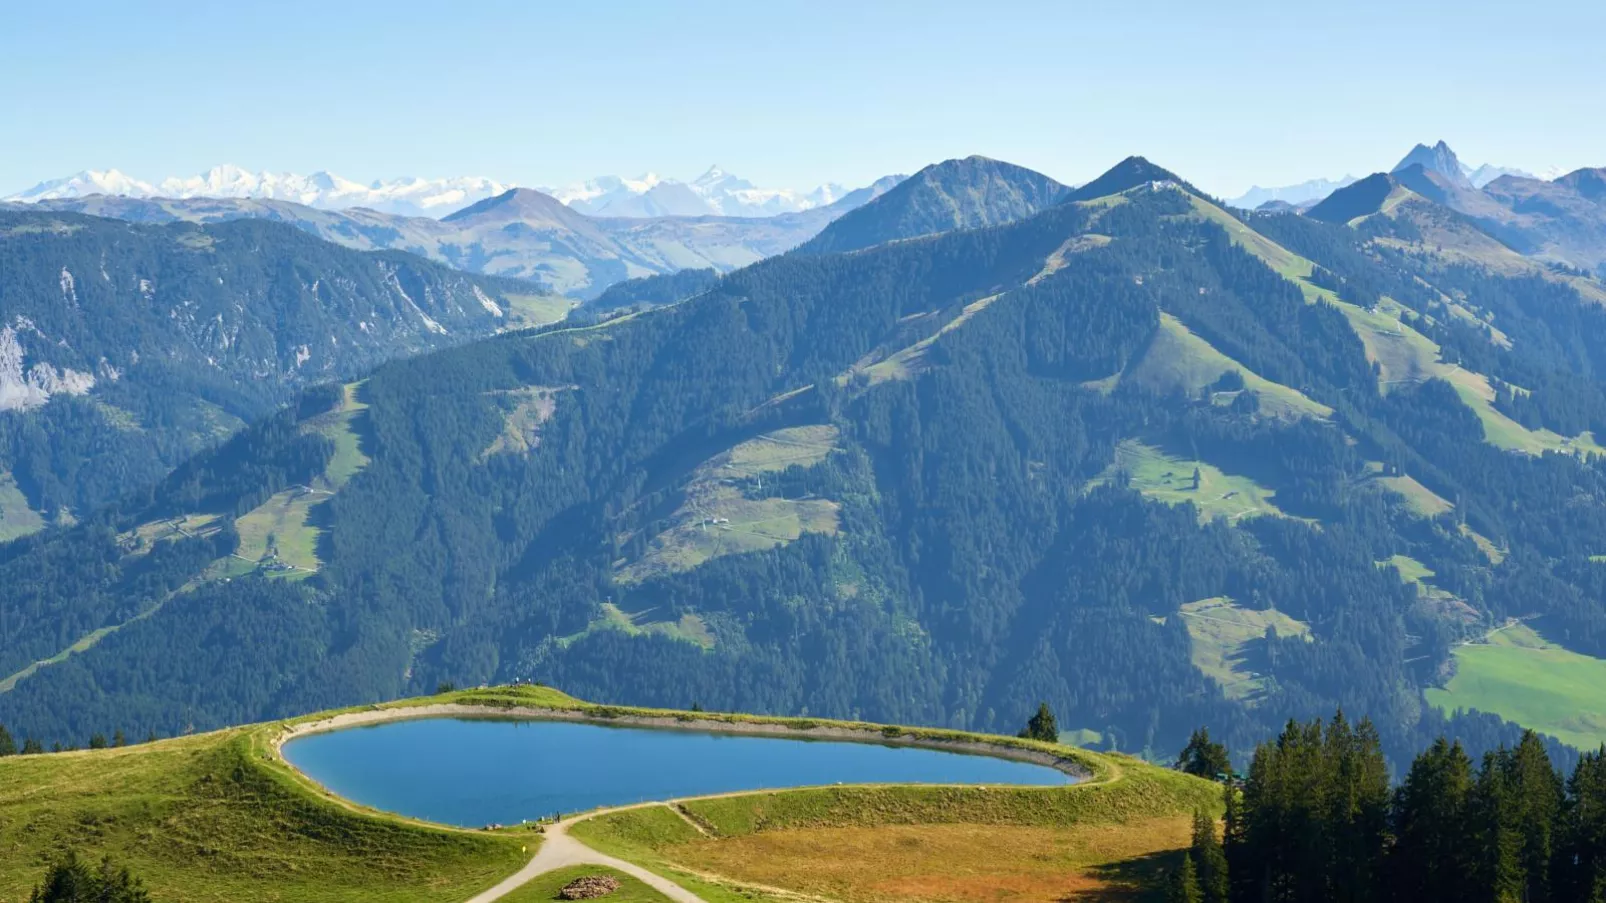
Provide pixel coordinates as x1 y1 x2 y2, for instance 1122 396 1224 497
4 0 1603 198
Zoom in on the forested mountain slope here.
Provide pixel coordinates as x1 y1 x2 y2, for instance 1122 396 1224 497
10 177 904 299
799 156 1066 254
0 210 562 530
5 160 1606 771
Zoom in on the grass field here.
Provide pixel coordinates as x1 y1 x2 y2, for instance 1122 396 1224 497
560 602 716 650
0 470 47 542
1426 624 1606 751
0 725 526 902
0 683 1227 902
1095 439 1285 523
573 763 1221 903
845 293 1006 386
499 866 673 903
233 487 328 573
503 293 576 331
301 381 371 490
617 427 842 583
230 381 374 575
1371 471 1454 519
1125 314 1331 420
1177 598 1311 700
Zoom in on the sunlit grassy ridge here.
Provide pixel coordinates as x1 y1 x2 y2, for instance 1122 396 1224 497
0 728 525 902
1124 313 1331 421
0 684 1216 902
1183 195 1605 458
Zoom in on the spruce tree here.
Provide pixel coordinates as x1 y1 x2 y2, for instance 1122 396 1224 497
1473 748 1525 903
1558 748 1606 903
1223 782 1256 903
1018 703 1058 743
1324 713 1389 903
1191 809 1229 903
1178 727 1232 779
1168 852 1204 903
27 852 150 903
1507 732 1561 903
22 738 42 755
0 723 15 757
1390 738 1476 903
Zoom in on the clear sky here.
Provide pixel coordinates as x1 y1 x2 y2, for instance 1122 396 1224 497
5 0 1604 198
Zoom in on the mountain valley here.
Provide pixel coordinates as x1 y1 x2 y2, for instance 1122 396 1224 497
6 152 1606 779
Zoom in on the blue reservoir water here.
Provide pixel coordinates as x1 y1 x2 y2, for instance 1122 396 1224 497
282 717 1073 827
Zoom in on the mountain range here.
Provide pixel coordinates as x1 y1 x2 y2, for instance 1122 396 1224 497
6 177 905 299
7 150 1606 775
0 210 563 530
1296 141 1606 276
5 164 861 220
1229 143 1560 211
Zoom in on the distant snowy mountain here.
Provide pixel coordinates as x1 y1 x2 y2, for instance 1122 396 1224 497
7 164 853 220
6 165 510 218
550 166 850 218
1228 176 1358 210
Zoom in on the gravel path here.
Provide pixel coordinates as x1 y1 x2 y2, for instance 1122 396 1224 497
463 802 706 903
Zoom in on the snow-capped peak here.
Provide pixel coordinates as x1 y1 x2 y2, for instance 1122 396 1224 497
4 165 514 218
8 169 158 203
7 163 855 221
549 166 848 218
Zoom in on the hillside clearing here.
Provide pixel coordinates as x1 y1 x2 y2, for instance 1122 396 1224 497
1178 597 1312 701
1125 313 1331 420
1426 624 1606 751
561 603 715 650
1094 440 1285 523
481 386 568 459
1370 471 1454 519
616 427 841 584
0 470 46 542
503 293 576 331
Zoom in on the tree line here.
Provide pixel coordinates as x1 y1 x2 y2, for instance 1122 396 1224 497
1171 713 1606 903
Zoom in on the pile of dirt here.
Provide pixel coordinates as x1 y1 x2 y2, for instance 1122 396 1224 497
559 875 623 899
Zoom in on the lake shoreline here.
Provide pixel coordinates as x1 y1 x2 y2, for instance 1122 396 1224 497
273 702 1092 782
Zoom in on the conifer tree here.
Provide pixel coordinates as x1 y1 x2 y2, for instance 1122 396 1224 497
1558 748 1606 903
1168 852 1204 903
1324 713 1389 903
27 852 150 903
1507 732 1561 903
1223 782 1256 903
0 723 15 757
1178 726 1232 779
1473 748 1525 903
1390 738 1476 903
1191 809 1229 903
1018 703 1058 743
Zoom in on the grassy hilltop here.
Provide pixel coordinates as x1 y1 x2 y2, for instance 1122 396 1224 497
0 686 1221 902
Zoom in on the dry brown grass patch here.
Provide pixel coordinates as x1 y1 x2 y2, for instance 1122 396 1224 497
663 817 1190 903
